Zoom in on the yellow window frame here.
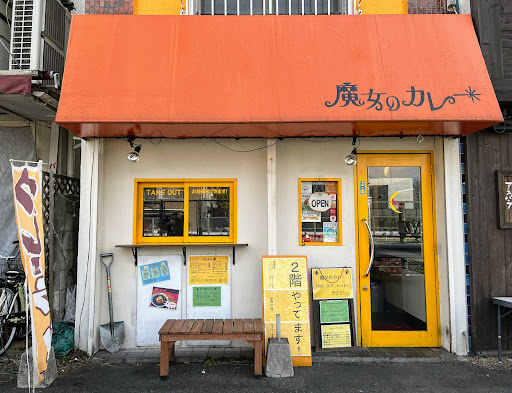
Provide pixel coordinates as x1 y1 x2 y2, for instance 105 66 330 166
134 179 237 245
298 178 342 246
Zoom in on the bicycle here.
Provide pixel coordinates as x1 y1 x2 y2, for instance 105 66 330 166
0 241 30 355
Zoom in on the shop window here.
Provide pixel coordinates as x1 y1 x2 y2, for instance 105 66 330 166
299 179 342 245
135 180 236 244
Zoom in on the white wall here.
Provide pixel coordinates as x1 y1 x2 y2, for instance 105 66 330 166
90 138 268 349
76 136 460 353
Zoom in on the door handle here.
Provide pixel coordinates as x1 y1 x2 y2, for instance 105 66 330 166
362 218 375 277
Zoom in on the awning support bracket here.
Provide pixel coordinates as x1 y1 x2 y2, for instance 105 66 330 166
131 246 139 266
183 247 187 266
232 246 236 265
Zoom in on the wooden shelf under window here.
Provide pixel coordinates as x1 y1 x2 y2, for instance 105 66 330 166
115 243 248 266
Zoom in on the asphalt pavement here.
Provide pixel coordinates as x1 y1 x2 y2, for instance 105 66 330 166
2 359 512 392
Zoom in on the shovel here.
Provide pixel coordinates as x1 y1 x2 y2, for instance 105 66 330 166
99 253 125 353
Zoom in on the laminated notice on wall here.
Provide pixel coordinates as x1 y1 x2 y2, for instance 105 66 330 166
193 286 221 307
187 255 231 346
188 255 229 285
140 260 171 285
262 256 312 366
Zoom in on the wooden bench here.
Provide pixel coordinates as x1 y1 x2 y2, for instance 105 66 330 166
158 318 264 380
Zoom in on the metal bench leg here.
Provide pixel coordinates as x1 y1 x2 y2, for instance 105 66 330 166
498 305 502 363
160 341 170 380
254 340 263 378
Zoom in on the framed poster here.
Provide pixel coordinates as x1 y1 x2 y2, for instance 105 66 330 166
262 256 312 367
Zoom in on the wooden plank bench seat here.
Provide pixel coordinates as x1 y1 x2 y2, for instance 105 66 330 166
158 318 264 380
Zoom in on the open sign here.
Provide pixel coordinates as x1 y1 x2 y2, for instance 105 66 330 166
308 192 332 212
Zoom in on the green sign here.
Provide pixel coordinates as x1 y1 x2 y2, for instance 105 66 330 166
193 286 221 307
320 300 349 323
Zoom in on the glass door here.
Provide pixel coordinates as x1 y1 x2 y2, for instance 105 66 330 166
356 153 439 347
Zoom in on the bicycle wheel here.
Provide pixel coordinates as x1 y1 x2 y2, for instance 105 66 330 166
0 283 19 355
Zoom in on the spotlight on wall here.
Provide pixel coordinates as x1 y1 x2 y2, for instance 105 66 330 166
344 153 357 166
127 144 141 163
344 136 359 166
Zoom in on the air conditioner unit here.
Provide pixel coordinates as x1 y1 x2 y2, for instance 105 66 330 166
9 0 71 87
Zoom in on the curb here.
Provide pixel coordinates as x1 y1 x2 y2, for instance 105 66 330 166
312 355 458 364
92 354 458 365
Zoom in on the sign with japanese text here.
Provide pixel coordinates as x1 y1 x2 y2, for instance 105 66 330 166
262 256 311 366
193 286 222 307
12 162 51 386
497 171 512 229
187 255 231 339
188 255 229 285
321 324 351 348
312 268 353 300
325 83 483 112
320 300 349 324
265 321 311 358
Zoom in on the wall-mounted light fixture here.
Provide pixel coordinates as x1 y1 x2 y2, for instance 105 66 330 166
344 136 359 166
127 138 141 163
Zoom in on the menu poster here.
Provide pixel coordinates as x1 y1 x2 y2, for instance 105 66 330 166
188 256 229 285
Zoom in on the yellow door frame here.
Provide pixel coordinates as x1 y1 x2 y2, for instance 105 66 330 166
354 152 440 347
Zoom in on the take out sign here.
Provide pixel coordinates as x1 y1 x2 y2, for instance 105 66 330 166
308 192 332 212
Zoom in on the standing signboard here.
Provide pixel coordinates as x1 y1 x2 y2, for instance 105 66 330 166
311 268 355 351
262 256 312 366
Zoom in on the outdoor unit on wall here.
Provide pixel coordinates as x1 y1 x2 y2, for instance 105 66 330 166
9 0 71 87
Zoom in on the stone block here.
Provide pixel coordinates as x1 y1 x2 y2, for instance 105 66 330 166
17 347 58 388
265 338 294 378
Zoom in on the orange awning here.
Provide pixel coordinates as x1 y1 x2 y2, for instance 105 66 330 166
56 15 503 138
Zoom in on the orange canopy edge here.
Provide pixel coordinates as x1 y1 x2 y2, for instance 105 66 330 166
56 14 503 138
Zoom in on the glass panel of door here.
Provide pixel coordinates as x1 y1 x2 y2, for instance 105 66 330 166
367 166 427 331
